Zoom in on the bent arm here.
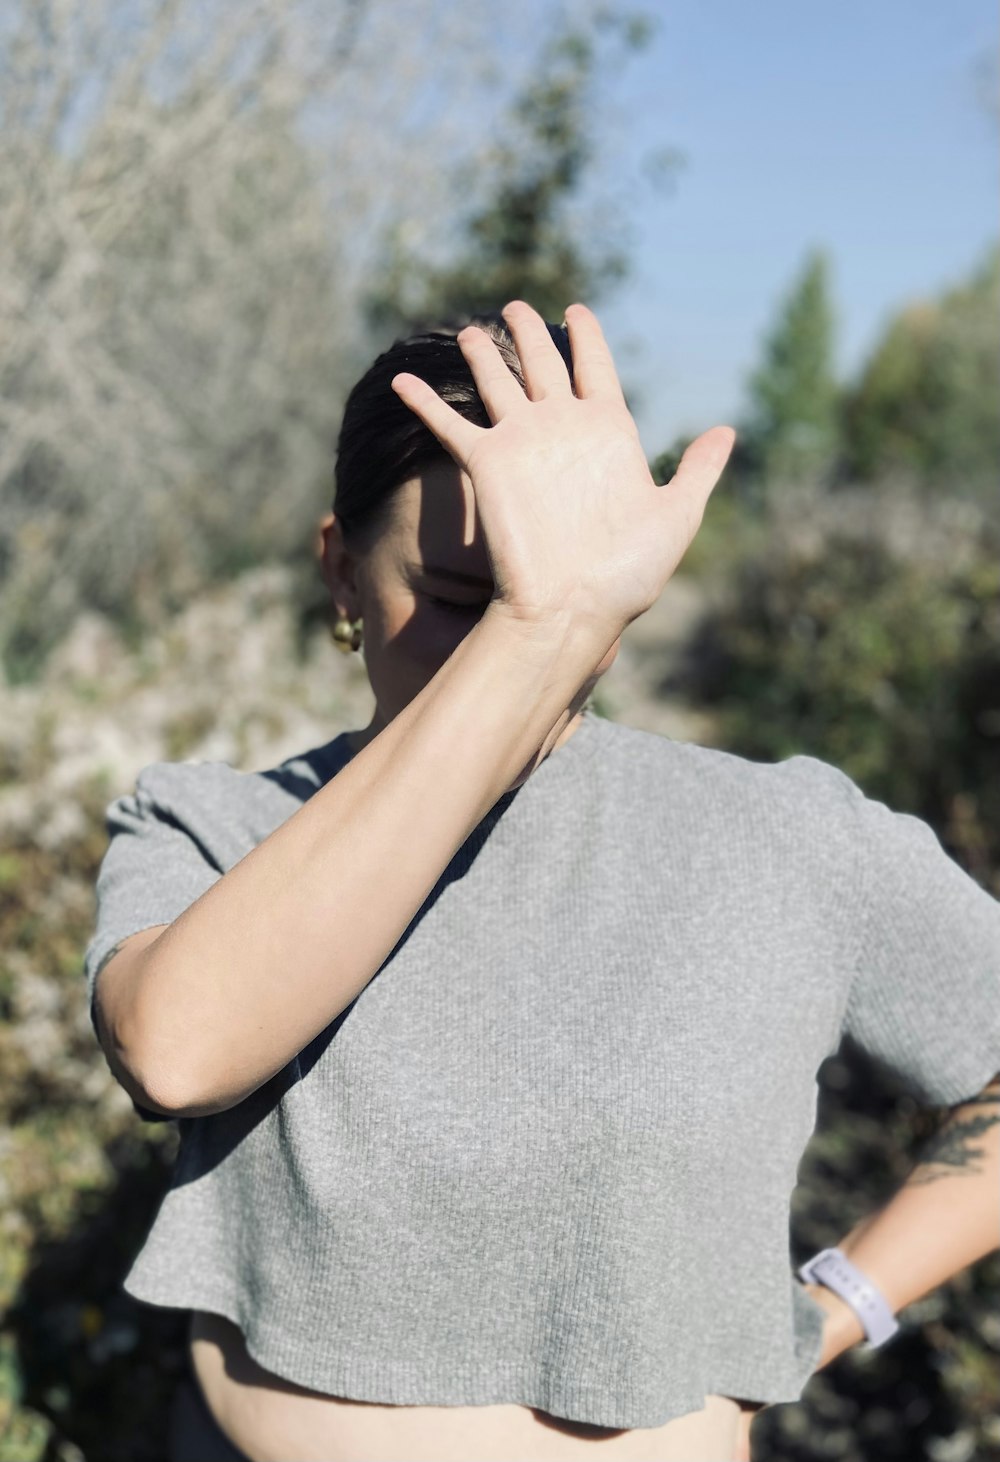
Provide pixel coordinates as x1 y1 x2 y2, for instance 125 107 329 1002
737 1072 1000 1459
120 609 611 1116
813 1071 1000 1365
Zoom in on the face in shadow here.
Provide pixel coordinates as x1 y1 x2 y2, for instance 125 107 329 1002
318 455 619 791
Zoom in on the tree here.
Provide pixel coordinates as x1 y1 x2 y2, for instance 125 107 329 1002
0 0 653 682
839 242 1000 500
740 247 840 490
364 17 653 337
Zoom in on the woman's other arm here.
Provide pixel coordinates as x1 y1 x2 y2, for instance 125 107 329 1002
815 1070 1000 1361
736 1073 1000 1460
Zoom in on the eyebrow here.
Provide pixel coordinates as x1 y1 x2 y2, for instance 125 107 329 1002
418 565 494 590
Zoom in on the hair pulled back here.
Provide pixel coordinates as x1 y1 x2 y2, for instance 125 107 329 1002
333 312 574 547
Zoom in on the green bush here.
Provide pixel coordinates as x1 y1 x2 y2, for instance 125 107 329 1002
671 483 1000 893
839 243 1000 502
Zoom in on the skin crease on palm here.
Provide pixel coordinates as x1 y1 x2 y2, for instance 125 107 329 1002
317 455 622 794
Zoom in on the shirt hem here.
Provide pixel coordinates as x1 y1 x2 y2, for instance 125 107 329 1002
122 1272 819 1430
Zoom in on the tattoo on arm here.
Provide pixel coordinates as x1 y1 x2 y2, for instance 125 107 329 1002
910 1079 1000 1185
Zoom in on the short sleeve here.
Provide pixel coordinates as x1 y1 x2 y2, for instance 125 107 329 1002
839 783 1000 1107
84 764 224 1120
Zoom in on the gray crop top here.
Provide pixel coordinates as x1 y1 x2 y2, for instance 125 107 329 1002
83 707 1000 1428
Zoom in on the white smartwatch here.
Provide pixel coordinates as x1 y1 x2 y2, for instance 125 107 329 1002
798 1247 900 1349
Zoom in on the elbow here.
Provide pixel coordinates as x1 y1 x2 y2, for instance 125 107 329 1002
128 1040 227 1119
107 964 264 1119
125 1045 230 1119
94 993 198 1120
90 927 204 1119
134 1042 255 1119
96 1021 187 1119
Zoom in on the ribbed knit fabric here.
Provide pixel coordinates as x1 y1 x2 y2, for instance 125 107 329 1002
83 707 1000 1428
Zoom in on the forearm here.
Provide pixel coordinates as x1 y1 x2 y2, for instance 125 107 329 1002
809 1074 1000 1367
135 609 610 1115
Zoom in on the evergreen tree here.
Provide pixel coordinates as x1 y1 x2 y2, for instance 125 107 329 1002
741 248 839 489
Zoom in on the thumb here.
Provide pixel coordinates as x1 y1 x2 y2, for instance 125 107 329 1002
657 425 736 549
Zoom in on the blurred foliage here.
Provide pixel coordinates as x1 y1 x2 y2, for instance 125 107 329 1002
0 0 649 688
839 242 1000 501
2 109 342 685
364 15 654 333
670 486 1000 894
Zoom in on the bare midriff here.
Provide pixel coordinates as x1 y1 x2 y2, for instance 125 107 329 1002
189 1312 742 1462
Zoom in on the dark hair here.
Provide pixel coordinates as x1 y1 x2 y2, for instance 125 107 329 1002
332 312 574 547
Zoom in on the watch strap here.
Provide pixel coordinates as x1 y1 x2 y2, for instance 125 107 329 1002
797 1246 900 1349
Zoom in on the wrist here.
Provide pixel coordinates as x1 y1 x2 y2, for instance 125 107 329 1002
481 601 616 667
802 1280 867 1368
476 609 616 704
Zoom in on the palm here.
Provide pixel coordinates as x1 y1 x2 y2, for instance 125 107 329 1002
461 398 665 625
390 300 735 637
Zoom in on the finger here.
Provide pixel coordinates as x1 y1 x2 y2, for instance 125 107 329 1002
390 372 484 468
456 325 526 423
562 302 627 405
657 425 736 546
500 299 574 401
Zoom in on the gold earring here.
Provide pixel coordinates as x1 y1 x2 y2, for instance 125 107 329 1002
331 614 364 653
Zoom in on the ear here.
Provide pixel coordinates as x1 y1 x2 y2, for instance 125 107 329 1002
316 511 362 619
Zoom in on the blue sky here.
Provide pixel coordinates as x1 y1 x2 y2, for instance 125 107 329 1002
593 0 998 455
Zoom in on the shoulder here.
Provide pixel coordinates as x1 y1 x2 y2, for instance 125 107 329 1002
129 736 340 808
109 738 343 857
129 756 243 806
597 717 861 826
120 758 254 834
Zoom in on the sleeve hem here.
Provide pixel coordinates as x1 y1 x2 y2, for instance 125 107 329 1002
909 1047 1000 1108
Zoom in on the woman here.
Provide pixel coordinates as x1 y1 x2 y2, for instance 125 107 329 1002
86 302 1000 1462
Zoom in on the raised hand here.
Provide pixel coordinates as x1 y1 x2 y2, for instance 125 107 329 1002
390 299 735 649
